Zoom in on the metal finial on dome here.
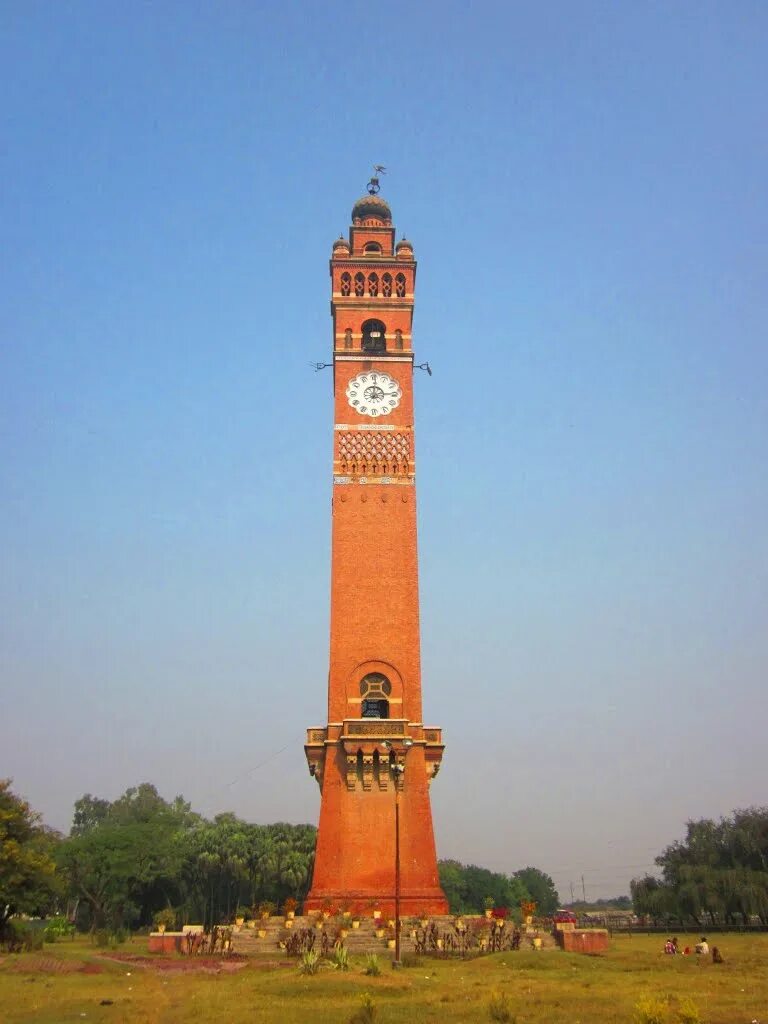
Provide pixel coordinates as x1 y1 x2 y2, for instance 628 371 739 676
367 164 386 195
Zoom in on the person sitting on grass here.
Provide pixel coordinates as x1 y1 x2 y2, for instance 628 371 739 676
695 937 709 957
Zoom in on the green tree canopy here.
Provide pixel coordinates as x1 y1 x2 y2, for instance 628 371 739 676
0 780 60 930
513 867 559 916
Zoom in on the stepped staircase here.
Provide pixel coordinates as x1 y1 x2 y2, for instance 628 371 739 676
231 914 556 957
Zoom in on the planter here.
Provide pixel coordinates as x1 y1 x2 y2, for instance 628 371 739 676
351 920 360 929
485 909 493 919
322 911 331 920
525 915 533 926
157 923 166 934
387 919 395 929
419 919 429 929
375 929 385 939
286 910 295 920
372 910 382 921
315 921 324 930
533 937 542 950
342 911 351 919
235 917 245 928
436 938 444 950
284 919 293 929
257 929 267 939
339 929 349 939
409 929 417 939
260 913 270 921
387 939 396 949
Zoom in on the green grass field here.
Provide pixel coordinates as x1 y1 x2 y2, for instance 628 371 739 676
1 933 765 1023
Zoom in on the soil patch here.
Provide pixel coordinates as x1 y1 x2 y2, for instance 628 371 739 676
98 953 250 974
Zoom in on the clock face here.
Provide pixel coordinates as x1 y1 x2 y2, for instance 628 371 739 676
345 371 402 418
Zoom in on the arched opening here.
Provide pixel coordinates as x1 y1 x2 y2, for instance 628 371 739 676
395 329 403 350
368 273 379 297
361 318 386 353
382 273 392 297
395 273 406 298
364 241 382 255
344 328 352 350
354 273 365 297
360 672 391 718
340 272 351 297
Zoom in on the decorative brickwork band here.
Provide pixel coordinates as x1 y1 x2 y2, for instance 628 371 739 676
337 430 411 478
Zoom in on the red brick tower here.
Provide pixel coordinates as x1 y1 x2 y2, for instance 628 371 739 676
304 185 447 915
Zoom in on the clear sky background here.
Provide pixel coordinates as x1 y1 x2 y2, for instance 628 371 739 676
2 1 766 900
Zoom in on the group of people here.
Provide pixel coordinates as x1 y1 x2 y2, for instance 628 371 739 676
663 936 723 962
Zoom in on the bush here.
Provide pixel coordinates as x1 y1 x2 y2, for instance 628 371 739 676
363 953 381 976
349 993 377 1024
330 945 350 971
298 950 321 975
94 929 110 948
677 999 702 1024
488 990 514 1022
634 998 668 1024
43 916 75 943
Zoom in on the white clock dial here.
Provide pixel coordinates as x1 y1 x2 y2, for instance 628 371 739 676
345 371 402 418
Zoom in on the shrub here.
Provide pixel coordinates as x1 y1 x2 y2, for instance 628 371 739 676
330 945 350 971
94 929 110 948
363 953 381 976
257 901 275 918
349 993 377 1024
153 908 176 931
634 998 668 1024
43 916 75 943
677 999 702 1024
488 990 514 1022
298 950 321 975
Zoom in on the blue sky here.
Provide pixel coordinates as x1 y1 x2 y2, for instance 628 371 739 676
2 0 767 899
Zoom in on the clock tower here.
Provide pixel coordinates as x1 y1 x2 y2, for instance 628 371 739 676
304 184 448 915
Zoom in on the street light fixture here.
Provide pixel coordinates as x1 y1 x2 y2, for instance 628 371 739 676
381 737 414 966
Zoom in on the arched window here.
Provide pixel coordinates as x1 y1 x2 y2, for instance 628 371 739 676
354 272 365 297
395 329 403 351
360 672 391 719
395 273 406 298
361 318 386 353
364 241 382 255
344 328 352 350
340 272 351 297
382 273 392 297
368 273 378 297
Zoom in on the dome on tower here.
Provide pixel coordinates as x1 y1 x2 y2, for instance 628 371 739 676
351 194 392 224
332 236 350 255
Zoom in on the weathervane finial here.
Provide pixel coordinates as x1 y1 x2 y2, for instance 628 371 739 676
367 165 386 195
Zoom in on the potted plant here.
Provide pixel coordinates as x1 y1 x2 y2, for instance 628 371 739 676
235 905 248 928
154 908 175 934
284 897 298 920
374 923 386 939
340 901 352 920
484 896 495 920
321 898 333 920
257 926 267 938
369 899 381 921
351 917 361 929
520 900 537 927
257 901 275 921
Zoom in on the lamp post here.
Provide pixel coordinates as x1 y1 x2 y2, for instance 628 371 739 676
382 737 413 966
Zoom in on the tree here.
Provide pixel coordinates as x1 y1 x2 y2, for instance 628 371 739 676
633 807 768 926
437 860 531 915
0 780 60 931
513 867 559 916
